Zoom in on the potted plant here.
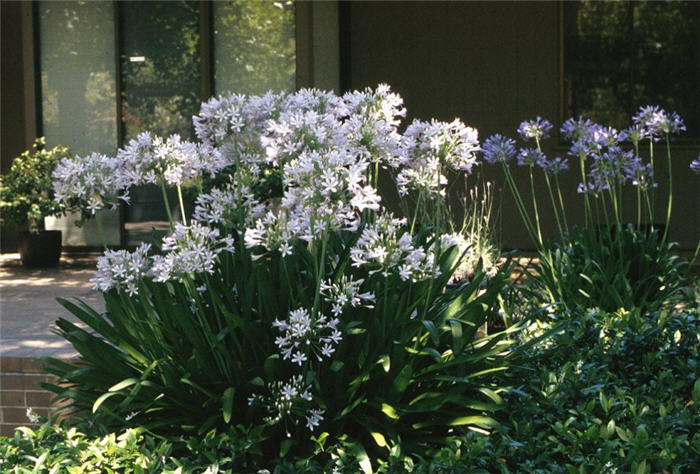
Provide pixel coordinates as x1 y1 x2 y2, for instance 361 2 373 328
0 138 70 267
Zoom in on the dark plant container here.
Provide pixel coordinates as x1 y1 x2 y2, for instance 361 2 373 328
17 230 62 267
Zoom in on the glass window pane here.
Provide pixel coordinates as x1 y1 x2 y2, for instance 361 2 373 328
39 1 120 246
564 1 700 136
39 1 117 155
120 0 202 141
213 0 296 95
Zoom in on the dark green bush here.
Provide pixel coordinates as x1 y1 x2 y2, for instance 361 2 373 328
458 306 700 473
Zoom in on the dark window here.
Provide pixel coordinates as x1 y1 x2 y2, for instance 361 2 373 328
563 0 700 137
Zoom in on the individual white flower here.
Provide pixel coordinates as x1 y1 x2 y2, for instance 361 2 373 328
305 408 325 431
26 407 40 424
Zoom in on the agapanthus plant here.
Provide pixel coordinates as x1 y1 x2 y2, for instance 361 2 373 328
483 106 687 250
46 85 515 470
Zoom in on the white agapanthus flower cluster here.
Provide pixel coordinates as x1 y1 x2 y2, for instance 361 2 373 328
282 149 381 234
243 211 295 256
247 374 324 431
342 84 405 164
192 172 265 229
320 276 376 317
117 133 227 187
90 243 152 295
53 152 129 214
397 119 480 196
350 213 438 281
151 222 234 283
194 91 284 156
273 307 342 365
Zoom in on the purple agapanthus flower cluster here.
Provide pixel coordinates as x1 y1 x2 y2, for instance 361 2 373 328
518 117 553 141
585 146 647 193
481 134 517 164
633 105 686 140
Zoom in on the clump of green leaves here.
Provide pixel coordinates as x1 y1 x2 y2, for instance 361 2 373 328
0 423 171 473
0 138 70 232
528 226 691 313
459 306 700 473
44 235 519 470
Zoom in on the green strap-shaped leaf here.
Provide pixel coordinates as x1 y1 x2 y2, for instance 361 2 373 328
222 387 235 423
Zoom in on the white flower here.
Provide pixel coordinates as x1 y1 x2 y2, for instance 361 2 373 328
396 118 479 196
305 408 324 431
248 375 319 430
26 407 40 424
350 213 438 282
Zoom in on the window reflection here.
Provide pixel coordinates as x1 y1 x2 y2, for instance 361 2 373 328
214 0 296 94
564 1 700 136
40 1 117 155
120 1 202 141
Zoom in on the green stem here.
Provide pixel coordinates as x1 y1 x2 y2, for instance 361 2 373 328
553 174 569 234
177 184 188 227
528 165 543 246
410 192 423 234
160 181 175 231
543 171 564 240
662 135 673 244
649 140 655 227
502 164 538 247
312 230 329 318
95 214 108 250
636 186 642 230
579 153 592 227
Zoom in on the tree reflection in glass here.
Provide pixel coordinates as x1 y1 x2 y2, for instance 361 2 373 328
564 0 700 137
214 0 296 95
120 1 202 141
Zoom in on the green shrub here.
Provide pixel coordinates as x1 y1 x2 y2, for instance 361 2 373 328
0 137 70 232
44 237 517 470
0 423 172 473
464 306 700 473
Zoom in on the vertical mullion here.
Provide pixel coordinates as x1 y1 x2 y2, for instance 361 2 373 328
200 0 213 100
295 1 313 89
114 1 126 247
30 2 41 142
338 1 351 93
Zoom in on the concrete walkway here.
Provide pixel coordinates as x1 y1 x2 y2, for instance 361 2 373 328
0 254 104 359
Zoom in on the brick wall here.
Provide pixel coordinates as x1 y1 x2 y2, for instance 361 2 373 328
0 357 67 437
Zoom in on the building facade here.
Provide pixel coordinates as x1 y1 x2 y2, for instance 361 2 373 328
2 1 698 251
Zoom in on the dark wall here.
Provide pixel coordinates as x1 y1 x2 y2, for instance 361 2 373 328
1 1 32 251
345 1 699 250
1 1 29 173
